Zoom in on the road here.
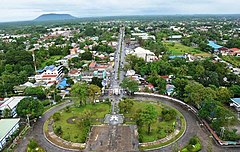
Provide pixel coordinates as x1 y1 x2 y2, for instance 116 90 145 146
16 101 74 152
109 26 125 113
133 95 240 152
16 27 240 152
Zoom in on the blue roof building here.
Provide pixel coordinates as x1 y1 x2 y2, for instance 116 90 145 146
207 41 223 51
57 78 70 89
169 55 185 59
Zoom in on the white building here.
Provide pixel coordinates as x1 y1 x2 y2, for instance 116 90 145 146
0 118 20 150
0 96 26 117
230 98 240 119
127 47 157 62
35 65 63 83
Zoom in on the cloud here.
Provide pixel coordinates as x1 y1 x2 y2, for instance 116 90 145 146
0 0 239 22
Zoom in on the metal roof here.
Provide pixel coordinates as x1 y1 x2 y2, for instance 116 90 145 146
0 118 20 141
208 41 223 49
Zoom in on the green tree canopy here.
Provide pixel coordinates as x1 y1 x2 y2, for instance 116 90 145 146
16 98 44 119
120 77 139 94
71 82 88 105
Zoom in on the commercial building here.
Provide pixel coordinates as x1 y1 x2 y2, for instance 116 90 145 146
127 47 157 62
35 65 63 83
0 118 20 150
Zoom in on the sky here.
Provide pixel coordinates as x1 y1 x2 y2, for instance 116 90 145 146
0 0 239 22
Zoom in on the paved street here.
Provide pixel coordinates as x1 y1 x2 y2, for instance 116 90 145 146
15 27 240 152
133 95 240 152
15 101 74 152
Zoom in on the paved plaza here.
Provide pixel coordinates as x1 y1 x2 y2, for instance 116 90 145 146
85 125 139 152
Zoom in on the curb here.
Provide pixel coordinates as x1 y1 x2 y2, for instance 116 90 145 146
42 100 81 151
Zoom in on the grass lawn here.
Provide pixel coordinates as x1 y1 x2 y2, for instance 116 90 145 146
123 100 180 143
41 55 64 68
164 42 211 57
222 56 240 67
181 143 201 152
53 103 110 143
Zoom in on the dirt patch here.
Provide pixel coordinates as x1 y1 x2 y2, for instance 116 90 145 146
66 116 79 124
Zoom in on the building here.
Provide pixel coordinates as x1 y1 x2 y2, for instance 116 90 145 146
13 82 35 94
230 98 240 119
0 96 26 117
168 35 182 42
35 65 63 83
207 41 228 53
0 118 20 150
128 47 157 62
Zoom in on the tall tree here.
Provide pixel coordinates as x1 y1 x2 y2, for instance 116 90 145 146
137 105 158 135
16 98 44 119
119 99 134 113
88 84 101 104
71 82 88 105
120 78 139 94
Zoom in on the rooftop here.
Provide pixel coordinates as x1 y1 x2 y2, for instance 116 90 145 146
0 96 25 110
0 118 20 141
37 65 62 73
231 98 240 105
208 41 223 49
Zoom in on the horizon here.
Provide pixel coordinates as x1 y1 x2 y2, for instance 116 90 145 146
0 0 240 22
0 13 240 23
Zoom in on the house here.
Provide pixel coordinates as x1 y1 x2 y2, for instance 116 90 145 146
35 65 63 83
207 41 228 53
230 98 240 119
13 82 35 94
0 96 26 117
68 69 81 79
0 118 20 151
229 48 240 56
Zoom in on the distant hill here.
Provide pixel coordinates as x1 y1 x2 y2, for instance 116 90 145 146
34 14 78 21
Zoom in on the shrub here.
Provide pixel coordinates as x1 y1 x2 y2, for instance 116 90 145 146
52 112 61 122
54 126 63 136
42 100 51 106
65 106 71 113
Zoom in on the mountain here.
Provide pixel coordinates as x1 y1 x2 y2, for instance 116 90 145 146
34 14 78 21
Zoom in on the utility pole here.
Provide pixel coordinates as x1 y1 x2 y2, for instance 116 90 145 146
32 50 37 73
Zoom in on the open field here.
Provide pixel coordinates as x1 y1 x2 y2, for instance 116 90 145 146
164 42 211 57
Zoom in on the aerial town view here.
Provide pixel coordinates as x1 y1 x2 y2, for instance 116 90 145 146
0 0 240 152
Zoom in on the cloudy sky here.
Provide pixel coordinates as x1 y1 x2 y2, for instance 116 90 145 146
0 0 239 22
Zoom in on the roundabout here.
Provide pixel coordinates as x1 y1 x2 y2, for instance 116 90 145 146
16 95 240 152
43 98 186 152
